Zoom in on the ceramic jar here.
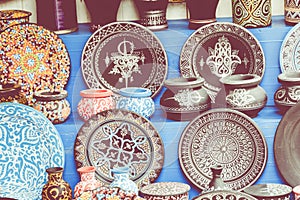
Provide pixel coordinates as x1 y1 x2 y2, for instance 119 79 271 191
74 166 103 200
0 83 27 104
33 89 71 124
116 87 155 118
83 0 121 32
293 185 300 199
274 71 300 114
77 89 115 121
232 0 272 28
134 0 168 30
186 0 219 29
0 10 31 32
42 167 72 200
140 182 191 200
218 74 267 118
110 166 138 195
284 0 300 25
207 165 229 191
160 77 211 121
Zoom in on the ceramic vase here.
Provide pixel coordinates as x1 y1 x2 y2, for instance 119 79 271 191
116 87 155 118
274 71 300 114
110 166 138 195
77 89 115 121
42 167 72 200
231 0 272 28
160 77 211 121
134 0 168 30
0 83 27 104
33 89 71 124
74 166 103 200
218 74 267 118
84 0 121 32
284 0 300 25
0 10 31 32
186 0 219 29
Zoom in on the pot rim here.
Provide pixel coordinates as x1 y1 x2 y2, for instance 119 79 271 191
77 166 96 173
293 185 300 194
0 10 32 20
243 183 292 198
278 71 300 84
140 182 191 196
118 87 152 98
46 167 64 173
164 77 205 88
80 89 113 98
219 74 261 86
34 89 68 101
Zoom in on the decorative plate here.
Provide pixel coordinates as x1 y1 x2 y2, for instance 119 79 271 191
193 190 257 200
280 22 300 72
0 102 65 199
179 22 265 101
274 102 300 187
74 109 164 188
178 108 267 191
81 21 168 97
0 23 71 105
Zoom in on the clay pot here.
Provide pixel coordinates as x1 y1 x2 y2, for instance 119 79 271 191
0 10 31 32
284 0 300 25
110 166 138 195
0 83 27 104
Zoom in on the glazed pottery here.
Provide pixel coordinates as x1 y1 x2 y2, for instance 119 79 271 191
110 166 139 195
33 89 71 124
0 83 27 104
83 0 121 32
134 0 168 30
293 185 300 199
116 87 155 118
218 74 267 117
35 0 78 34
77 89 115 121
160 77 211 121
74 166 103 200
42 167 72 200
284 0 300 25
274 71 300 114
140 182 191 200
232 0 272 28
186 0 219 29
0 10 31 32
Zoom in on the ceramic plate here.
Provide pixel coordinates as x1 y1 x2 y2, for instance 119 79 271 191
243 183 292 199
180 22 265 101
274 102 300 187
193 190 257 200
81 22 168 97
178 108 267 191
0 102 65 199
74 109 164 188
280 22 300 72
0 23 71 105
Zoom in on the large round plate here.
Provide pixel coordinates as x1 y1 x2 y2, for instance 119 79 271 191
180 22 265 101
74 109 164 188
280 23 300 72
81 22 168 97
0 23 71 105
274 102 300 187
0 102 65 199
178 108 267 191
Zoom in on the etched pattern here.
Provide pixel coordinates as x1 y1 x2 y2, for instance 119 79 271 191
226 88 256 107
173 89 205 108
116 97 155 118
285 0 300 23
178 109 267 191
274 86 300 105
193 190 257 200
0 103 64 199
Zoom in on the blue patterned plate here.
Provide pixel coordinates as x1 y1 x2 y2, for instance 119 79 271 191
0 102 65 200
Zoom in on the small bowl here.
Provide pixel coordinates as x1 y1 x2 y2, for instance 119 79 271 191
0 10 31 31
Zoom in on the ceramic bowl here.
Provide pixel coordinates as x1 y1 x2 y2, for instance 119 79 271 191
0 10 31 31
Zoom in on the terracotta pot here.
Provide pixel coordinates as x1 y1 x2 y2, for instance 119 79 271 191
134 0 168 30
42 167 72 200
274 71 300 114
218 74 267 117
0 10 31 32
77 89 115 121
0 83 27 104
232 0 272 28
110 166 138 195
186 0 219 29
33 89 71 124
284 0 300 25
160 77 211 121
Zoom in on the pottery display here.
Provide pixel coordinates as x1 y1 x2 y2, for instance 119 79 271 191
186 0 219 29
231 0 272 28
160 77 211 121
77 88 115 121
35 0 78 34
116 87 155 118
110 166 139 195
140 182 191 200
0 10 31 32
42 167 72 200
33 89 71 124
0 83 27 104
274 71 300 114
133 0 168 30
74 166 103 200
284 0 300 25
83 0 121 32
217 74 267 117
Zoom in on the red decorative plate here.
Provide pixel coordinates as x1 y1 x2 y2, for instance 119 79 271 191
0 23 70 105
